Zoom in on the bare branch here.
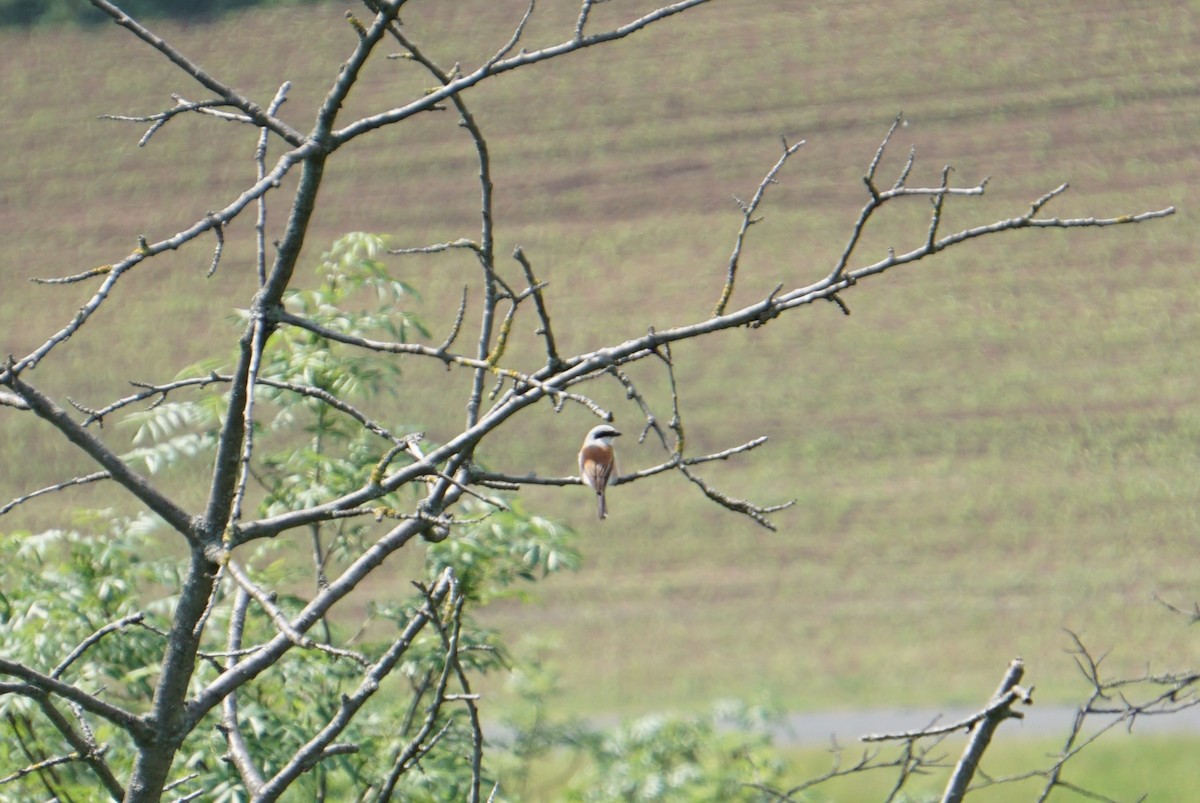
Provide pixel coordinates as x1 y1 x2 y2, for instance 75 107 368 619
388 238 480 256
51 613 147 680
1154 592 1200 624
1 471 111 517
713 136 806 316
333 0 712 144
0 657 149 742
483 0 536 70
86 0 304 145
575 0 597 40
0 750 81 789
227 315 269 530
99 95 256 148
271 310 610 417
14 142 312 372
751 737 948 801
0 372 197 542
254 569 456 802
205 212 224 277
862 679 1032 745
675 464 795 530
866 112 905 189
225 561 371 667
255 82 291 287
0 389 29 409
394 22 505 430
374 573 465 801
220 589 265 796
439 285 470 353
941 658 1028 803
512 246 563 370
608 349 793 529
425 576 486 803
190 511 435 721
828 126 988 283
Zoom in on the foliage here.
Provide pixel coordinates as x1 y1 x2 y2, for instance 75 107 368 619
0 515 172 765
0 503 579 801
564 702 787 802
0 232 582 800
489 661 788 802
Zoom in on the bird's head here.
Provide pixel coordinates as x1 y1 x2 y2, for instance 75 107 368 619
584 424 621 446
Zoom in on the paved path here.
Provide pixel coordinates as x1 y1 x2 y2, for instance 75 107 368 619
487 704 1200 751
780 703 1200 746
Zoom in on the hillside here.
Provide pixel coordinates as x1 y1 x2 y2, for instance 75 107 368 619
1 0 1198 727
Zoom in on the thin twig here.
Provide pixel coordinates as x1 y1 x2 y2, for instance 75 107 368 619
713 135 806 316
1 471 111 517
225 561 371 667
512 246 563 370
256 82 292 287
259 570 456 802
87 0 304 145
51 613 147 679
220 589 265 795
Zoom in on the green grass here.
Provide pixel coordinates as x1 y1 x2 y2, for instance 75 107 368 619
780 734 1200 802
510 734 1200 802
3 0 1200 775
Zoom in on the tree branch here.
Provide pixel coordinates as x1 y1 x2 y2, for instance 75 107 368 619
0 372 197 542
252 569 455 802
0 658 149 742
87 0 304 145
714 136 806 316
940 658 1029 803
51 612 148 680
225 560 371 667
333 0 712 144
14 143 312 373
1 471 111 517
219 589 265 796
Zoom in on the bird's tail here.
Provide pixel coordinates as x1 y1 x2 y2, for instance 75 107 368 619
596 490 607 520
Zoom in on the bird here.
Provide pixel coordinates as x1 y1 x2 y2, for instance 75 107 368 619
578 424 621 520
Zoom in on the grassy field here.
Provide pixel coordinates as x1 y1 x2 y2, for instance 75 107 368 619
781 734 1200 802
2 0 1200 791
511 733 1200 800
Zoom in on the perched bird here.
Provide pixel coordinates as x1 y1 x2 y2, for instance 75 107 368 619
578 424 621 520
